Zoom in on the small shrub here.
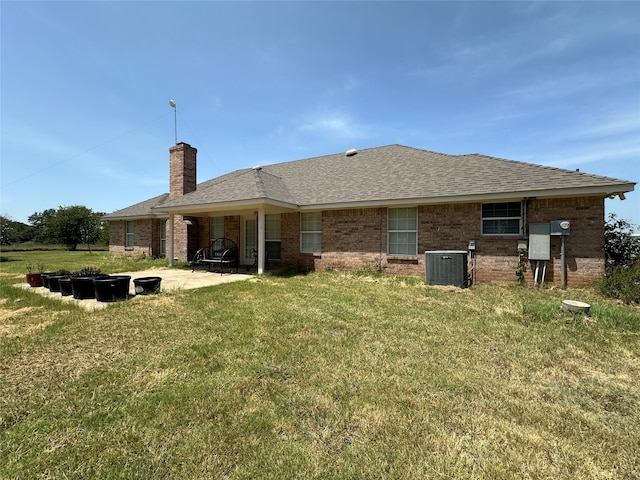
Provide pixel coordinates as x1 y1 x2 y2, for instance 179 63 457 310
53 269 72 276
598 263 640 304
73 266 103 277
354 263 384 277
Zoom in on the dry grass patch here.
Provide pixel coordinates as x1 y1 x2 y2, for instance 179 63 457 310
1 265 639 479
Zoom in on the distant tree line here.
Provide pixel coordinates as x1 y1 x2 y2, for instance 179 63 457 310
0 205 109 250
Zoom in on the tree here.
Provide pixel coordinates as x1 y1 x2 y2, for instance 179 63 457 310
604 213 640 268
28 209 57 244
48 206 104 250
0 215 35 245
0 216 11 246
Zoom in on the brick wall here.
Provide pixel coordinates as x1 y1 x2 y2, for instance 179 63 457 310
273 196 605 287
108 219 165 257
281 212 315 271
524 196 605 287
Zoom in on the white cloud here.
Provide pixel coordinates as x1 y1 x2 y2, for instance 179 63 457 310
297 107 371 140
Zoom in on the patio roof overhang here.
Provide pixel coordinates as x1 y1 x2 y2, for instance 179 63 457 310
152 197 300 217
100 212 170 222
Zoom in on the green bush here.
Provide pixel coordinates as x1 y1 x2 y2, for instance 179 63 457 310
598 262 640 304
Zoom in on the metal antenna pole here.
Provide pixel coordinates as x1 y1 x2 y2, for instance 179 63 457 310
169 99 177 144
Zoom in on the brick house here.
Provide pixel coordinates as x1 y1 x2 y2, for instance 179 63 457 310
102 142 635 286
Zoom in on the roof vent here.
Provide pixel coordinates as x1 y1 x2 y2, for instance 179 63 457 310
252 165 262 170
345 149 358 157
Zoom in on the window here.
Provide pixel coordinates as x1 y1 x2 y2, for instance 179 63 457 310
301 212 321 253
388 207 417 256
210 217 224 242
125 221 134 248
482 202 522 235
265 214 281 260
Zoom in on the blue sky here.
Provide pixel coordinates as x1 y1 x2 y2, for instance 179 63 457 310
1 1 639 229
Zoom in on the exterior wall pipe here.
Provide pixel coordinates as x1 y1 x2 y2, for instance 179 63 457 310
257 208 265 274
168 214 175 267
560 235 566 289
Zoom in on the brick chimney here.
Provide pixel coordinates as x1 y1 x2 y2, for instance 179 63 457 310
168 142 197 263
169 142 197 199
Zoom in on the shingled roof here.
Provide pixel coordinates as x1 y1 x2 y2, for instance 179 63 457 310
102 193 169 220
104 144 635 219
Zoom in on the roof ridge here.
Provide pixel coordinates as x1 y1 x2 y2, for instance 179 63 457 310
253 168 267 198
395 144 461 158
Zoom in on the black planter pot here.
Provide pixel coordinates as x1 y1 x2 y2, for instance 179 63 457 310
94 275 131 303
41 272 55 289
48 275 68 293
59 277 73 296
71 276 108 300
133 276 162 295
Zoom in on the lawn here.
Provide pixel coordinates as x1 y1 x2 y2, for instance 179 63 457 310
1 251 639 479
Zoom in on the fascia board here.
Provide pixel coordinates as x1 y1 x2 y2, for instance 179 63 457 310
298 184 636 211
101 213 169 221
149 183 635 215
153 198 299 215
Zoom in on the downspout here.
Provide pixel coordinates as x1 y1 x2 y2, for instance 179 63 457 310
560 235 567 289
168 214 175 267
257 208 265 274
379 208 383 270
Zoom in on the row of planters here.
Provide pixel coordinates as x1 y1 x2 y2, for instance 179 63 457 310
26 265 161 302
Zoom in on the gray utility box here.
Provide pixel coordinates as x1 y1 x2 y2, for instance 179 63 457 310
529 223 551 261
425 251 468 288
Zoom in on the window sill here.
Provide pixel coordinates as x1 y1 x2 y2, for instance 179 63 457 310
387 256 418 264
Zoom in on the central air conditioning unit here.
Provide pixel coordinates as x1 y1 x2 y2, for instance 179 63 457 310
425 251 468 288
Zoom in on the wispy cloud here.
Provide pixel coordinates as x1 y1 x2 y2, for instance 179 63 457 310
575 113 640 139
297 107 371 140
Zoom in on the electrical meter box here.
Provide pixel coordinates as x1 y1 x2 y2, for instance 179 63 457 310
528 223 551 261
550 220 571 236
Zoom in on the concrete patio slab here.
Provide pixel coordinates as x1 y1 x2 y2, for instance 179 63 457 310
18 268 252 311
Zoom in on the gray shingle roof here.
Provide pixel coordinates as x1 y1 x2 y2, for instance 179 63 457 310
105 145 635 218
156 144 634 211
101 193 169 220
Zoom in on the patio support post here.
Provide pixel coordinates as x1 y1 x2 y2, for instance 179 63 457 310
257 208 265 274
168 214 175 267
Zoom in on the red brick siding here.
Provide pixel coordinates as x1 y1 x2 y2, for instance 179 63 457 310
225 216 241 246
110 191 605 286
524 196 604 287
281 212 316 271
108 219 165 257
318 208 387 270
273 196 605 286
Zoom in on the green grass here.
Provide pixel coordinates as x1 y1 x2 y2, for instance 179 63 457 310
1 253 639 479
0 249 173 275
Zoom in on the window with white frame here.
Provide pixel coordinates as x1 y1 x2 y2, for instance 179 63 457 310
265 214 281 260
482 202 522 235
388 207 417 256
301 212 321 253
125 221 134 248
210 216 224 242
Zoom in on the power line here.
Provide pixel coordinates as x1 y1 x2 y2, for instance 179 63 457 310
1 111 170 189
